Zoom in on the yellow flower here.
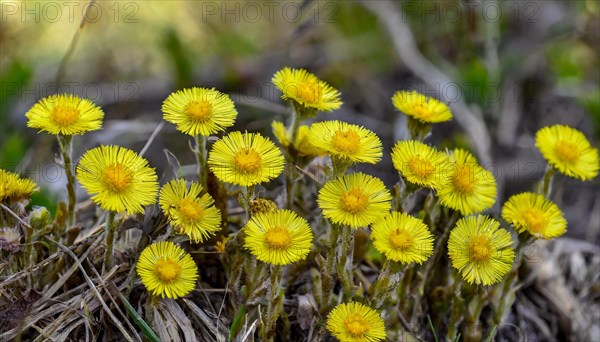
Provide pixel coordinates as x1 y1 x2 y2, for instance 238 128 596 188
136 241 198 299
318 173 391 229
371 212 434 264
272 67 342 114
159 179 222 243
244 209 313 266
208 131 285 186
535 125 599 180
25 94 104 135
391 140 449 189
448 215 515 286
0 169 38 203
391 90 452 123
502 192 567 239
162 87 238 136
308 121 383 165
326 302 386 342
438 149 497 215
76 145 159 214
272 121 325 158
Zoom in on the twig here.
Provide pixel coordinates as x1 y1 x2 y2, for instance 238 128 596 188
139 121 165 157
360 0 492 165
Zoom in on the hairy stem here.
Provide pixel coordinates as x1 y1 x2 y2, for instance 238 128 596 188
58 135 77 228
195 135 208 192
102 211 117 274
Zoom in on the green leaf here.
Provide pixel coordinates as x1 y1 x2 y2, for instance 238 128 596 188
228 304 246 342
116 292 161 342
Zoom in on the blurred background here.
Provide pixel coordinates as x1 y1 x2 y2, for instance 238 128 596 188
1 0 598 244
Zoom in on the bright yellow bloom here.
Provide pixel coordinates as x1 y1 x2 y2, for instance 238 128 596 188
76 145 158 214
318 173 391 228
326 302 386 342
448 215 515 286
535 125 599 180
159 179 222 243
371 212 434 264
244 209 313 266
162 87 238 136
502 192 567 239
438 149 497 215
136 241 198 299
25 94 104 135
391 90 452 123
208 131 285 186
272 67 342 114
308 121 382 165
0 169 38 203
272 121 325 158
391 140 449 189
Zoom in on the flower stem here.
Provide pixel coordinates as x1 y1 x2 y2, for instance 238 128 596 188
285 106 302 210
321 223 340 315
541 165 555 198
446 278 464 342
195 135 208 192
102 211 117 274
336 225 354 301
262 265 283 341
58 134 77 228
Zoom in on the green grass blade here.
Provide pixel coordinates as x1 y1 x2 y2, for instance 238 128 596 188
117 292 161 342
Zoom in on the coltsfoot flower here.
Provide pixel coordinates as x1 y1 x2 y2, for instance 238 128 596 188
0 169 38 204
371 212 434 264
448 215 515 286
326 302 386 342
162 87 238 136
391 90 452 123
76 145 158 214
391 140 449 189
438 149 497 215
159 179 222 243
208 131 285 186
502 192 567 239
272 67 342 115
535 125 599 180
136 241 198 299
318 173 391 228
244 209 313 265
26 94 104 135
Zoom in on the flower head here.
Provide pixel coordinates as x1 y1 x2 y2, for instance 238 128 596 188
535 125 599 180
438 149 497 215
162 87 238 136
25 94 104 135
326 302 386 342
76 145 158 213
0 169 38 204
244 209 313 266
272 121 325 158
272 67 342 115
308 121 382 165
136 241 198 299
391 140 449 189
208 131 285 186
371 212 434 264
318 173 391 228
159 179 222 243
448 215 515 286
502 192 567 239
392 90 452 123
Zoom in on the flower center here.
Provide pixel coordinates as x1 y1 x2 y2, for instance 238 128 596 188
341 188 369 214
51 106 80 126
410 102 433 119
185 100 212 122
343 313 370 337
331 130 361 154
407 155 435 179
265 227 292 249
389 229 414 250
468 235 493 262
234 148 262 174
522 209 548 234
155 258 182 282
295 82 320 104
178 198 204 220
452 165 476 194
102 164 133 192
555 140 580 164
